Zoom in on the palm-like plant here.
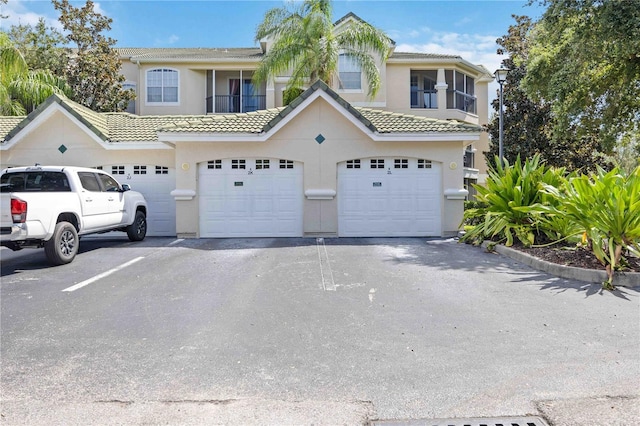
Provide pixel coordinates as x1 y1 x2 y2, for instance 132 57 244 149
460 154 576 247
537 166 640 289
253 0 392 99
0 33 70 115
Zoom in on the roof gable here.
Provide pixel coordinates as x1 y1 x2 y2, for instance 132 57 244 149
158 80 481 142
0 94 185 149
2 81 481 150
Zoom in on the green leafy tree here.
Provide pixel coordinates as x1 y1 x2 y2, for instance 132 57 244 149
253 0 392 99
485 15 608 172
8 18 69 77
0 32 70 115
53 0 134 112
485 16 553 167
523 0 640 151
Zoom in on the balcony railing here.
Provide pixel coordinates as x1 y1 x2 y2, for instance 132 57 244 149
207 95 266 113
410 89 437 109
447 90 477 114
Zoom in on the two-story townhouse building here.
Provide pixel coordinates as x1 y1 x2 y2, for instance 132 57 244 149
0 13 492 239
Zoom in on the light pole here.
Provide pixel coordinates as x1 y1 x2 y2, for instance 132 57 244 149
494 68 509 167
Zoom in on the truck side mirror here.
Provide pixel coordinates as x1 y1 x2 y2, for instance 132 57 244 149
121 184 131 192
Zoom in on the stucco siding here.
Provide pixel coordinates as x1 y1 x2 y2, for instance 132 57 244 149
171 97 467 237
0 111 174 169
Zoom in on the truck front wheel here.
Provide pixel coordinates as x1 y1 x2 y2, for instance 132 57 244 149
44 221 79 265
127 211 147 242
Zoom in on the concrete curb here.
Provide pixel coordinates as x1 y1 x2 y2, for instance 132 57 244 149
481 242 640 288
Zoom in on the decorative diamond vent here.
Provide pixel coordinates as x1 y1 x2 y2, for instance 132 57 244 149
58 144 67 154
315 134 325 144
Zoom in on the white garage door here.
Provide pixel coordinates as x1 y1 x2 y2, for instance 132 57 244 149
338 158 442 237
100 164 176 236
199 158 303 237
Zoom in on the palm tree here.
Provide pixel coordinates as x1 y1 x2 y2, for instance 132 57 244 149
253 0 392 99
0 33 70 115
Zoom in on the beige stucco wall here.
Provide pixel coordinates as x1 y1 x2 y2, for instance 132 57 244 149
170 96 469 238
0 110 174 169
122 60 265 116
385 63 484 125
135 66 207 116
385 62 491 177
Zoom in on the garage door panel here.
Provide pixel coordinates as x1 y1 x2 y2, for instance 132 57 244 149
98 165 176 236
199 159 303 237
338 158 442 237
253 199 274 214
390 197 414 213
227 197 250 214
276 201 298 214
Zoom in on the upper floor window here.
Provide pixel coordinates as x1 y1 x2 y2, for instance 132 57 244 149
464 144 475 169
410 70 438 109
445 70 476 114
146 68 179 104
122 82 136 113
338 54 361 91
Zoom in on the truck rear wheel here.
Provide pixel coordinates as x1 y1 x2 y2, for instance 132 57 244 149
44 221 79 265
127 211 147 242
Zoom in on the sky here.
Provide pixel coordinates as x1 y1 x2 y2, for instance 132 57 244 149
0 0 546 98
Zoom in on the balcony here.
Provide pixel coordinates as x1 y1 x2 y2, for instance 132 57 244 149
207 94 266 114
410 89 437 109
447 90 477 114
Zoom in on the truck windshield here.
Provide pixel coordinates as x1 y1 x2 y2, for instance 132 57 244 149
0 171 71 192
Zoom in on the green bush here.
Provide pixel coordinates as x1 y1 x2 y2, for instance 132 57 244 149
462 153 639 289
460 154 571 247
533 166 640 288
462 200 488 226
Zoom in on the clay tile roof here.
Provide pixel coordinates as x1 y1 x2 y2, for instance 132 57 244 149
159 109 282 134
1 82 480 145
0 117 26 143
116 47 263 62
389 51 461 60
104 113 208 142
357 108 479 133
160 81 480 135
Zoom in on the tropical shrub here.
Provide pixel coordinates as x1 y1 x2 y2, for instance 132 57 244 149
460 154 572 247
462 200 488 227
534 166 640 288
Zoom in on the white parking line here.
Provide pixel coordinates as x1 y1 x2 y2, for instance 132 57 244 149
316 238 336 291
62 257 145 292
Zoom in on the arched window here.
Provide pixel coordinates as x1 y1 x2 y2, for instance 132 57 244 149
338 54 361 90
146 68 179 104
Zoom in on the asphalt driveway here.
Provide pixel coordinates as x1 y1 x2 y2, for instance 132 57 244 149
1 237 638 425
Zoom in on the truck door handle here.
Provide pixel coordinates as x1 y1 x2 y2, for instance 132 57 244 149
85 198 93 202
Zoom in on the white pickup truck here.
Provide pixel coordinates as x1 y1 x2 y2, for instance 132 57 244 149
1 165 148 265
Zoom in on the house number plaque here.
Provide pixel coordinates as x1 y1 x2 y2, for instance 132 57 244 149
234 182 244 187
373 182 382 187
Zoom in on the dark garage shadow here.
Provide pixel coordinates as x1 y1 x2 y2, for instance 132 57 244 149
0 236 178 276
